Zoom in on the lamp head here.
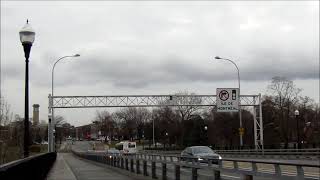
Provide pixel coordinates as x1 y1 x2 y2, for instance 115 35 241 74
19 20 35 45
214 56 221 60
295 109 299 116
73 54 80 57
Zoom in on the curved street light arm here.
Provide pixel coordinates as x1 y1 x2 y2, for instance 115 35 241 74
51 55 79 96
219 58 240 91
50 54 79 152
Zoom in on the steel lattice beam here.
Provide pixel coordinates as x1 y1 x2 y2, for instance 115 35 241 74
49 95 260 108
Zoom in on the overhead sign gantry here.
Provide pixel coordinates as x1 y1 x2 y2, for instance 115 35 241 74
48 93 264 151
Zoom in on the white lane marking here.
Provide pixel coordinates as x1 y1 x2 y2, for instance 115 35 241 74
221 174 240 179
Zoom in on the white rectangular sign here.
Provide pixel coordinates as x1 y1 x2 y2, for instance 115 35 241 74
216 88 239 112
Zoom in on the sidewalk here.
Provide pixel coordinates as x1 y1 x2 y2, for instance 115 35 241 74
46 153 77 180
46 153 137 180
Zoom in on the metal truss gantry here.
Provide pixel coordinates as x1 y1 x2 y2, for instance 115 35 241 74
48 94 264 150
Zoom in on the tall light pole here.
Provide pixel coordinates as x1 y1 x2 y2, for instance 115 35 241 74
19 20 35 158
152 117 155 146
214 56 243 147
204 125 208 145
295 109 300 149
49 54 80 152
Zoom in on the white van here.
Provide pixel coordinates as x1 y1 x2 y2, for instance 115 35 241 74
115 141 137 154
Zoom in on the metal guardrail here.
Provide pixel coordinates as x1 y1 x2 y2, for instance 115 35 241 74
142 148 320 159
216 148 320 153
216 149 320 160
142 148 320 154
0 152 57 180
73 150 320 180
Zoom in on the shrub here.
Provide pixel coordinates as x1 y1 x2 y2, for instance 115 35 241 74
29 145 41 152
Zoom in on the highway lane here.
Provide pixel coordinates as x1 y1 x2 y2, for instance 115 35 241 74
71 140 94 152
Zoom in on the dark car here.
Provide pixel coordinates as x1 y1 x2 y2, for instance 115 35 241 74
106 148 120 158
180 146 222 164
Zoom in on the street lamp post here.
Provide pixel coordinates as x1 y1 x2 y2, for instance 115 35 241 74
214 56 243 147
295 109 300 149
204 125 208 145
165 132 168 149
19 20 35 158
142 130 145 150
49 54 80 152
152 117 155 146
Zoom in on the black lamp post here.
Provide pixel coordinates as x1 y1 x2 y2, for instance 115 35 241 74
295 109 300 149
19 20 35 158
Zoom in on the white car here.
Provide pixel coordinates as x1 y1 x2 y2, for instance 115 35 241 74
115 141 137 154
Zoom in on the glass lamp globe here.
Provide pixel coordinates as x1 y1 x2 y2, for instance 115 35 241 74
19 20 35 45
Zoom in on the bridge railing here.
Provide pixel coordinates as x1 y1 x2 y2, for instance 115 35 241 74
0 152 57 180
216 148 320 160
72 150 319 180
215 148 320 153
141 148 320 160
142 148 320 153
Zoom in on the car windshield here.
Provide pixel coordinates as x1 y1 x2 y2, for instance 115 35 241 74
192 147 214 154
128 143 136 148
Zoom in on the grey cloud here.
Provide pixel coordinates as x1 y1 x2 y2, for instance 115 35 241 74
2 64 23 80
47 46 317 90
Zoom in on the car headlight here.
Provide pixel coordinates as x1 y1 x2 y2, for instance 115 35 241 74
198 157 203 161
218 155 222 160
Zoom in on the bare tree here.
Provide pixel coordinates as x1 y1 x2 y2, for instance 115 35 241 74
39 121 48 143
54 115 65 126
94 110 115 140
268 76 301 147
172 91 202 145
0 99 14 164
298 96 317 144
113 107 151 141
173 91 203 121
151 106 179 145
53 115 66 146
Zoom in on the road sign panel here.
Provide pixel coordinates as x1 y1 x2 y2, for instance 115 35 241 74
216 88 239 112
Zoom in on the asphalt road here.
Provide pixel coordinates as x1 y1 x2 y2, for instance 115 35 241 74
71 140 94 152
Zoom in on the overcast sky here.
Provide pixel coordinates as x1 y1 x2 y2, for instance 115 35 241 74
1 1 319 126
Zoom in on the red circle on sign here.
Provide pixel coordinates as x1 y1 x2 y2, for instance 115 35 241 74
219 90 229 101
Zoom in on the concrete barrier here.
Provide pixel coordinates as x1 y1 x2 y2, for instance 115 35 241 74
0 152 57 180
